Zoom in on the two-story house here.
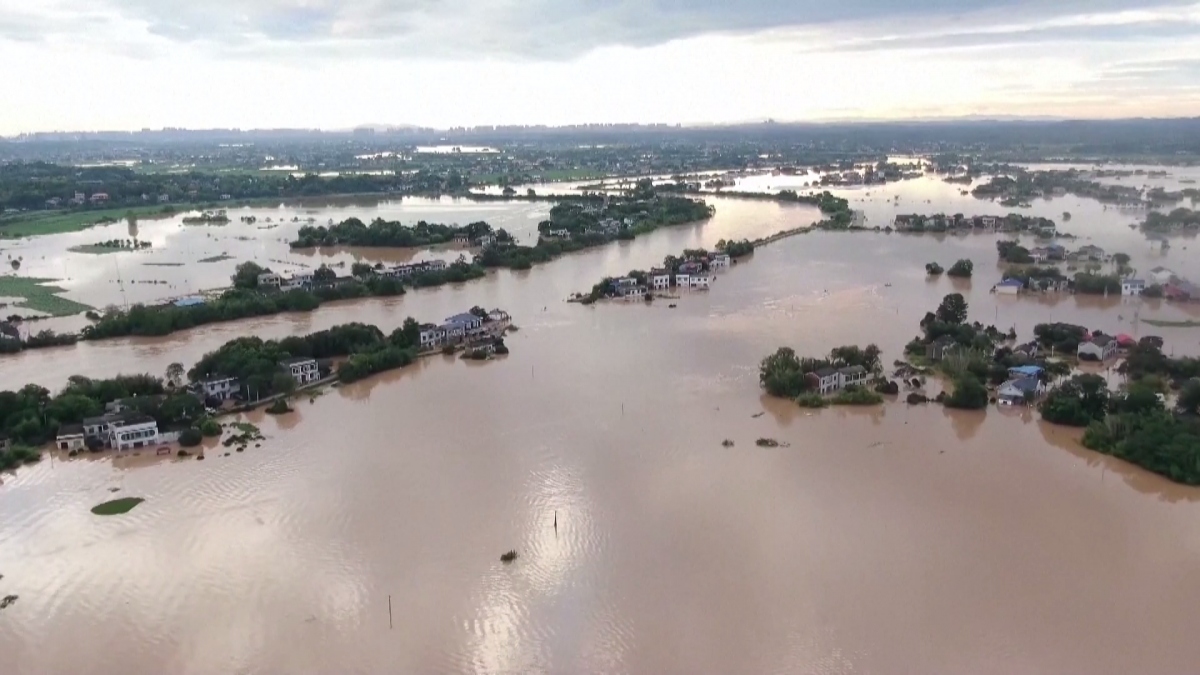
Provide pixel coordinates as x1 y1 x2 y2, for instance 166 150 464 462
1077 335 1118 362
838 366 869 389
814 368 841 395
198 376 240 402
280 357 320 385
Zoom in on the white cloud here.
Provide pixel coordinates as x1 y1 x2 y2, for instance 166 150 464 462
1 0 1198 132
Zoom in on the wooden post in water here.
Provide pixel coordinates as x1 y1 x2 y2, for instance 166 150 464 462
388 595 393 629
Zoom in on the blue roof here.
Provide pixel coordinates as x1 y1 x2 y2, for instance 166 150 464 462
445 312 478 324
1003 377 1041 393
173 297 205 307
997 278 1024 287
1008 365 1043 376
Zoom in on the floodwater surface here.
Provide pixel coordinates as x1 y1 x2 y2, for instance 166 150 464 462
3 171 1200 673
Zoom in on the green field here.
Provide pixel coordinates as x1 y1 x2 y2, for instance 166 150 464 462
90 497 145 516
0 276 94 316
0 205 179 238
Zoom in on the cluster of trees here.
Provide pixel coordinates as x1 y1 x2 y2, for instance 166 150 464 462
996 240 1035 264
0 329 78 354
81 288 324 339
290 217 498 249
774 190 852 219
716 239 755 257
1036 343 1200 484
1142 207 1199 233
912 293 1003 351
0 162 454 218
1072 272 1122 295
1120 342 1200 383
925 262 944 275
0 374 204 449
758 344 881 399
1033 322 1090 354
1040 374 1112 426
58 260 483 345
189 322 403 397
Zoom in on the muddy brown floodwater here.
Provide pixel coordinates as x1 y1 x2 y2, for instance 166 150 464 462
5 172 1200 673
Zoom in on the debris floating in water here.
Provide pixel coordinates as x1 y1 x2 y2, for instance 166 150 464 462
500 550 518 563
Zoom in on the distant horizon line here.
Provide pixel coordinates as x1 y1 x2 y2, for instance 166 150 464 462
6 115 1200 139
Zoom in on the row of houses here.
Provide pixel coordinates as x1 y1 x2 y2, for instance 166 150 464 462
376 259 448 279
610 253 732 299
45 192 185 209
56 411 161 452
194 356 321 405
893 214 1057 235
417 309 511 350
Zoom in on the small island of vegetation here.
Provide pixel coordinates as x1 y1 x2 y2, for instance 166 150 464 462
91 497 145 516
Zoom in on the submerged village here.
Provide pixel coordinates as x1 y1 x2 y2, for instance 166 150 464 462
2 159 1200 485
7 121 1200 672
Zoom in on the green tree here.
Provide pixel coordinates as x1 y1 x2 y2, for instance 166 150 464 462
313 265 336 283
925 262 944 275
760 347 811 398
351 262 374 277
1041 374 1110 426
178 428 202 447
1112 252 1131 267
935 293 969 324
272 372 297 396
166 362 185 388
199 418 222 437
232 261 265 289
947 259 974 278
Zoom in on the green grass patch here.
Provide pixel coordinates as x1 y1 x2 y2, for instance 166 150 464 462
231 422 260 435
795 392 831 408
0 205 177 238
197 254 234 263
1143 319 1200 328
0 276 93 316
831 386 884 406
90 497 145 516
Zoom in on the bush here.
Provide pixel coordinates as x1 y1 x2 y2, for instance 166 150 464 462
266 399 292 415
199 419 222 437
178 428 202 447
925 262 944 275
875 380 900 395
832 386 884 406
441 345 457 355
795 392 830 408
906 393 929 404
943 375 988 409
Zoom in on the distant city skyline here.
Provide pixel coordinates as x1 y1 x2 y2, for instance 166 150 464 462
2 0 1199 134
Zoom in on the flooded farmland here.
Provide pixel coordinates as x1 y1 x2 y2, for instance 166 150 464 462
4 170 1200 673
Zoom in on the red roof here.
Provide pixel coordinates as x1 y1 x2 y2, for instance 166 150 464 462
1115 334 1135 346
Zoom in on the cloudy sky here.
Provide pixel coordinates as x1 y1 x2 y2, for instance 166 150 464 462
2 0 1200 133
